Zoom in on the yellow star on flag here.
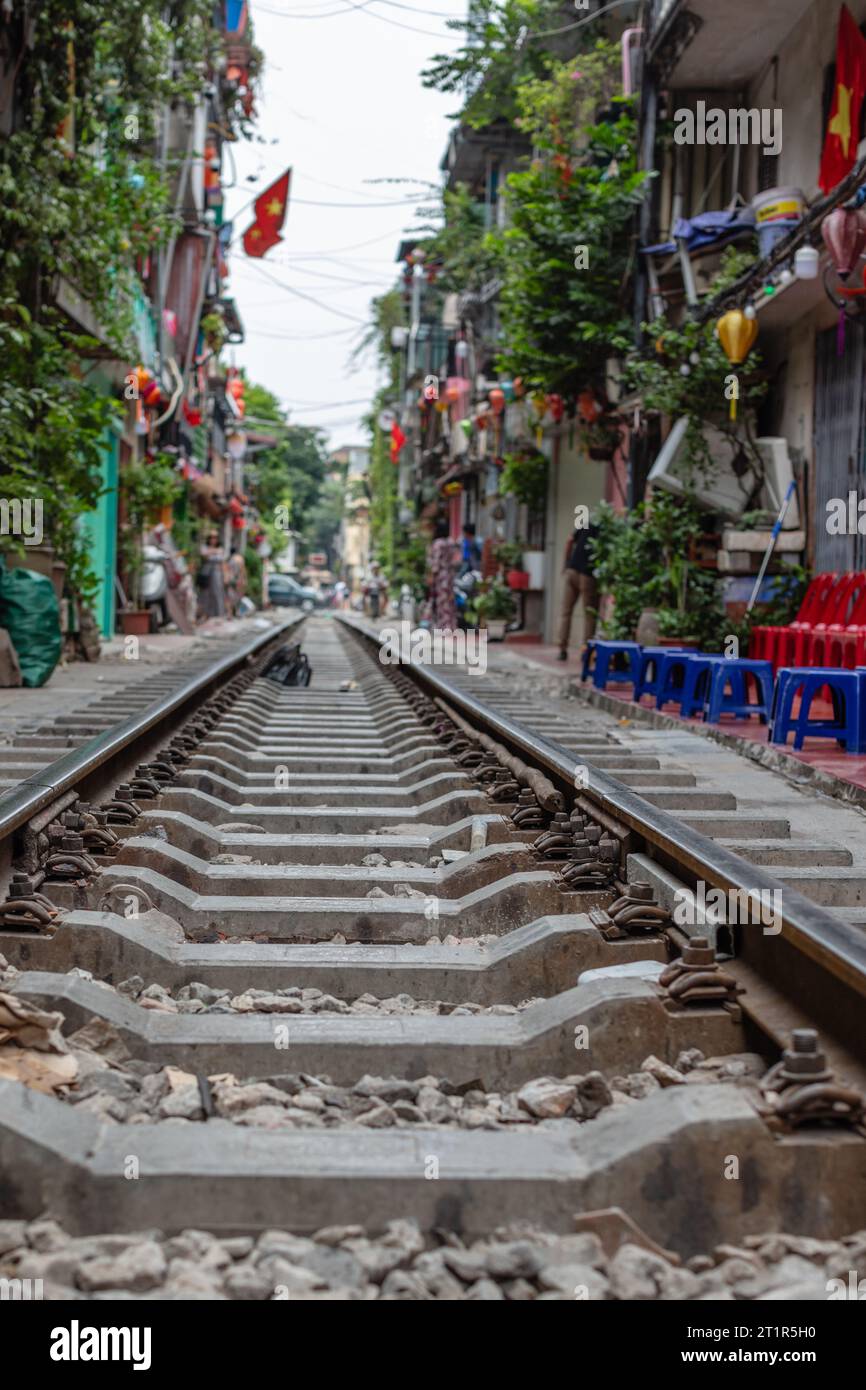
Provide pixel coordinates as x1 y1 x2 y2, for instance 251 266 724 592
249 227 261 239
266 198 283 218
830 82 853 156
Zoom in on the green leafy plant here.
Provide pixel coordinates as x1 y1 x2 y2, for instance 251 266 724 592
390 532 429 600
624 246 770 489
467 578 516 626
423 184 500 297
499 450 548 511
119 457 181 607
495 540 525 570
421 0 560 129
0 304 120 605
750 565 809 627
242 381 331 561
244 542 264 605
590 495 728 650
483 39 649 399
200 311 227 352
0 0 256 611
582 419 622 459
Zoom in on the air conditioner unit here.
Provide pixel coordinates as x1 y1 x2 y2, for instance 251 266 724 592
755 435 800 528
648 419 799 527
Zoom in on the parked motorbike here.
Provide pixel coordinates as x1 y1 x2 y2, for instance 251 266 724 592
140 544 169 630
455 568 482 628
141 541 189 631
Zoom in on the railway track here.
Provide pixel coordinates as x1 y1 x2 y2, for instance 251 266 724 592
0 613 864 1303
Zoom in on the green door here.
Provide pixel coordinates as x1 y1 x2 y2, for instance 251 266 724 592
79 425 120 637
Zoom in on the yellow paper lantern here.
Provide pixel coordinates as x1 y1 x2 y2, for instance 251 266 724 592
716 310 758 420
716 309 758 365
530 391 547 445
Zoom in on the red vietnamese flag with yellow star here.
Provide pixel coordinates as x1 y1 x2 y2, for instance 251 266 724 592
819 7 866 192
242 169 291 258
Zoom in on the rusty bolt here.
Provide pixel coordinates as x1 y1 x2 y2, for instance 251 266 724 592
776 1029 833 1083
629 881 654 903
679 935 716 968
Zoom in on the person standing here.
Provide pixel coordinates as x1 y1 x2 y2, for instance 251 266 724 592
364 561 386 619
428 518 460 630
459 522 481 574
197 530 226 621
557 521 598 661
225 549 246 617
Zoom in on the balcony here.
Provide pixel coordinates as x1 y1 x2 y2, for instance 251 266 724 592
439 120 530 191
649 0 814 87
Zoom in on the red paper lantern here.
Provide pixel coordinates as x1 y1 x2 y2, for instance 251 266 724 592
204 145 220 191
577 389 602 424
547 393 565 423
822 207 866 280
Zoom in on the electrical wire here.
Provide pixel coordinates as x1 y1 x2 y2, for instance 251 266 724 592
241 325 359 340
241 257 370 323
264 0 462 13
259 229 407 256
288 416 369 430
288 169 442 200
255 0 630 38
237 253 393 286
526 0 640 41
256 0 377 16
234 261 388 297
287 397 374 410
290 195 432 207
255 0 461 36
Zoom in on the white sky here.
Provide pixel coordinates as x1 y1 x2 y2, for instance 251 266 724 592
224 0 462 447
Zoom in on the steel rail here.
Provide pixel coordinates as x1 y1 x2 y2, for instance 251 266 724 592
339 615 866 1063
0 616 303 844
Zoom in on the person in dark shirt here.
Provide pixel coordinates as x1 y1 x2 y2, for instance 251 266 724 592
460 523 481 574
557 522 599 661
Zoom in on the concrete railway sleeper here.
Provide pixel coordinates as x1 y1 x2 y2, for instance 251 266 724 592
0 615 864 1302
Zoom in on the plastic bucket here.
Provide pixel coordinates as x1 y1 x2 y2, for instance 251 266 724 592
752 187 806 224
522 552 546 589
757 218 797 258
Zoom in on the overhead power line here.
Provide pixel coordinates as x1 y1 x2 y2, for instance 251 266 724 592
241 258 370 324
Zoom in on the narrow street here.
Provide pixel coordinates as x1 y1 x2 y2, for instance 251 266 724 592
1 0 866 1354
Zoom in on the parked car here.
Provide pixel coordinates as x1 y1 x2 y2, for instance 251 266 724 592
266 573 322 613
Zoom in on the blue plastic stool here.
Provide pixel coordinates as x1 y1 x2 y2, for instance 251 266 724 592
581 640 641 689
633 647 698 703
769 667 866 752
703 657 775 724
656 653 714 715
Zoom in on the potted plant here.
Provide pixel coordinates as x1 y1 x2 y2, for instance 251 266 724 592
499 450 548 512
473 578 516 641
591 495 727 650
119 457 182 634
583 419 622 461
495 540 528 589
200 310 227 354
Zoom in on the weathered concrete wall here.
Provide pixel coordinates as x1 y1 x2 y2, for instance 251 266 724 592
543 431 607 647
